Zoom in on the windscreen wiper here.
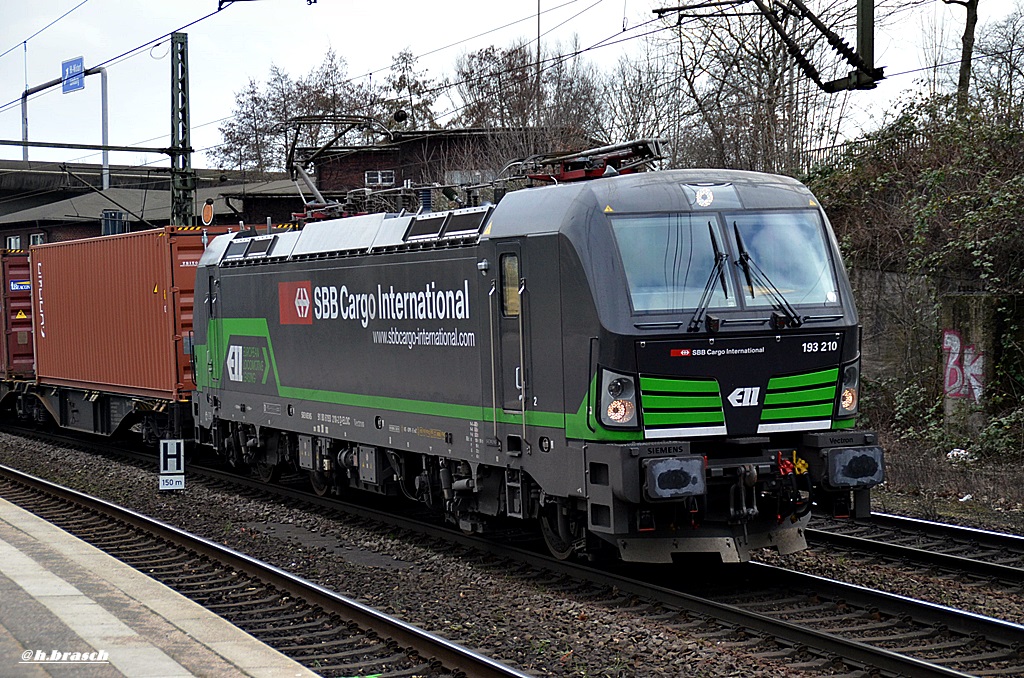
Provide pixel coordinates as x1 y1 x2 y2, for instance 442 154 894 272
732 222 803 329
688 223 729 333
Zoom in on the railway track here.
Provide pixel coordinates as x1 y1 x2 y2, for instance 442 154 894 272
0 463 531 678
5 430 1024 676
668 563 1024 677
174 460 1024 677
808 512 1024 585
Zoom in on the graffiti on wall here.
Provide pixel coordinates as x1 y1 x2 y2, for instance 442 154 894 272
942 329 984 404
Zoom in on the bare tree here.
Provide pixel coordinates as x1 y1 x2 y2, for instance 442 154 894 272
448 39 604 167
917 5 958 96
387 49 441 130
944 0 980 114
209 78 276 175
539 38 605 148
208 51 382 173
649 1 855 173
973 1 1024 125
453 41 539 131
598 34 724 169
600 43 678 145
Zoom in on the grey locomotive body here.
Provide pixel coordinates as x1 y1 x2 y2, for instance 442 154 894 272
192 168 883 562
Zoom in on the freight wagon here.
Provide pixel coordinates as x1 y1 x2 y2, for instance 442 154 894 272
0 227 227 440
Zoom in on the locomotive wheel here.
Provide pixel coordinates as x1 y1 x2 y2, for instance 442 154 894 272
540 503 584 560
254 459 280 484
254 431 282 484
226 424 248 471
309 470 330 497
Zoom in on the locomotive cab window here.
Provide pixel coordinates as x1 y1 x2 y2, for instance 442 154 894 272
729 210 839 307
610 213 736 314
501 254 520 317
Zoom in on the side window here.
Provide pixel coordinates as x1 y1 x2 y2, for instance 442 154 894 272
365 170 396 187
501 253 520 317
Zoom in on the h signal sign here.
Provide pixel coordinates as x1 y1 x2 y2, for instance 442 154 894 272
159 439 185 490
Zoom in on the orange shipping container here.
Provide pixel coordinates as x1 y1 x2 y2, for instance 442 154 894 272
31 227 223 401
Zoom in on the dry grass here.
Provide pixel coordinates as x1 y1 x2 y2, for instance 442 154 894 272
872 437 1024 534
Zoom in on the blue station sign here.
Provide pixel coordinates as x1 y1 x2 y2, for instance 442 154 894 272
61 57 84 93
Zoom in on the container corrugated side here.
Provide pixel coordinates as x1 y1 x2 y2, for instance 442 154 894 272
31 227 220 400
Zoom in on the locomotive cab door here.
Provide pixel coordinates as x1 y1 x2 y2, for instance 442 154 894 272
496 243 529 415
205 273 223 400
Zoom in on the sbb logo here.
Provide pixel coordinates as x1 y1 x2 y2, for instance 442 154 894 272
279 281 313 325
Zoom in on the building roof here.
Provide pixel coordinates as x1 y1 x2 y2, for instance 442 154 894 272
0 178 301 226
0 159 268 193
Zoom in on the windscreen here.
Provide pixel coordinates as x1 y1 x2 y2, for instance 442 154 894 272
730 210 839 307
610 213 735 313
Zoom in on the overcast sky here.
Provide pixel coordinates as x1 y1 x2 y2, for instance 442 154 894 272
0 0 1019 170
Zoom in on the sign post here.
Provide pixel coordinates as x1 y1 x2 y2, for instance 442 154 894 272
159 439 185 490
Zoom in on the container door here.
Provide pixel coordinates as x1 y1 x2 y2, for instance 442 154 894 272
170 227 230 393
169 230 208 393
1 255 34 379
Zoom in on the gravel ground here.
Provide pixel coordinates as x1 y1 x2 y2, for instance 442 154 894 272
0 434 794 677
755 546 1024 624
2 432 1022 676
756 479 1024 625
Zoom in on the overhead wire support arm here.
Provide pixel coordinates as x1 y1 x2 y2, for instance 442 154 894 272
656 0 884 92
779 0 883 90
747 0 827 90
653 0 748 16
783 0 862 68
61 164 159 229
0 139 169 155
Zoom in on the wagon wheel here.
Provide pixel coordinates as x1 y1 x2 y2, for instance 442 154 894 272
309 470 331 497
539 502 585 560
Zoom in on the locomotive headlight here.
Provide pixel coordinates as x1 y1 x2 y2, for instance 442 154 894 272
607 399 635 423
608 377 634 399
840 386 857 412
600 369 639 428
838 362 859 416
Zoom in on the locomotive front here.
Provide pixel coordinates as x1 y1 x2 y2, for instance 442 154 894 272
493 169 884 563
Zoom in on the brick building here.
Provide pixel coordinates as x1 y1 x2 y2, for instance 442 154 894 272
308 128 547 193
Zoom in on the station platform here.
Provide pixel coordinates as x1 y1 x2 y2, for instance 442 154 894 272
0 496 318 677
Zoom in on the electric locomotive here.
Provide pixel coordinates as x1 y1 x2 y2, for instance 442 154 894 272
191 161 884 563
